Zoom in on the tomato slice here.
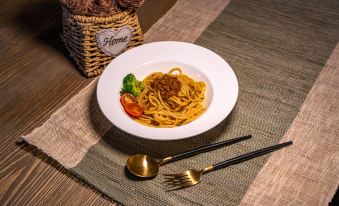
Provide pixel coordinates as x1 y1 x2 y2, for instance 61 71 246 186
120 93 143 117
124 103 143 117
120 93 136 106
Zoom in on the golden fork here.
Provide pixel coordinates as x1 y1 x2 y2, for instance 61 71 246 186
164 141 292 190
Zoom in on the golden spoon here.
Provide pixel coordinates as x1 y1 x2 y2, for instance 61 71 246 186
126 135 252 178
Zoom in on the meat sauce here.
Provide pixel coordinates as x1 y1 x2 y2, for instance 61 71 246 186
152 74 181 100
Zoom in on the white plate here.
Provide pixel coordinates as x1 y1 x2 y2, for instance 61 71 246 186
97 41 238 140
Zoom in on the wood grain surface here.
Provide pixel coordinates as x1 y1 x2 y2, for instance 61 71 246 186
0 0 176 205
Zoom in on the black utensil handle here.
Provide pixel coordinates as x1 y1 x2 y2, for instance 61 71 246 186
171 135 252 162
212 141 293 170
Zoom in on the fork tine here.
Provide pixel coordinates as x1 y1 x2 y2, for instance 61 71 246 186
163 172 189 177
165 181 192 188
164 184 181 191
165 180 195 190
177 181 195 188
164 177 192 185
163 175 189 181
164 178 186 183
163 169 201 190
164 175 192 183
164 175 194 189
163 174 188 178
164 182 181 188
164 178 192 185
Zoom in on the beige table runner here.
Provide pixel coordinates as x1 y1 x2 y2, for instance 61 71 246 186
23 0 339 205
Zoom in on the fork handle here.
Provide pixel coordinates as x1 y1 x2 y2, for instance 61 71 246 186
211 141 293 171
166 135 252 163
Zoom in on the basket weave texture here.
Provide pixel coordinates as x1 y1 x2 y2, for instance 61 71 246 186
61 7 144 77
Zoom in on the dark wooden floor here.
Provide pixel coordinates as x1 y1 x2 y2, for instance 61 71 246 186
0 0 176 205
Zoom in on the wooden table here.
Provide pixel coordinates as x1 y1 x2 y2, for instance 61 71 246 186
0 0 176 205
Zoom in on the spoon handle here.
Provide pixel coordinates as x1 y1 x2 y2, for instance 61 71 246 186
165 135 252 163
210 141 293 171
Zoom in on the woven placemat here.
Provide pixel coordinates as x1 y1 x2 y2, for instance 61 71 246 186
23 0 339 205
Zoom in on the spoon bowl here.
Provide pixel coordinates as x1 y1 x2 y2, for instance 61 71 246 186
126 154 161 177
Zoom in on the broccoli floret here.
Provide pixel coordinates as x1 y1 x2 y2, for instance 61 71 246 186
120 73 144 97
123 74 136 85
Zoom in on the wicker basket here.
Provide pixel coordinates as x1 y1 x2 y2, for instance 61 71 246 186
61 7 144 77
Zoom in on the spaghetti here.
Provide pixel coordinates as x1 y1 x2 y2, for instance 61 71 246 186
135 68 206 127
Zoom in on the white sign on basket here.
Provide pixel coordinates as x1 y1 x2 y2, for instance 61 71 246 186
96 25 133 57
